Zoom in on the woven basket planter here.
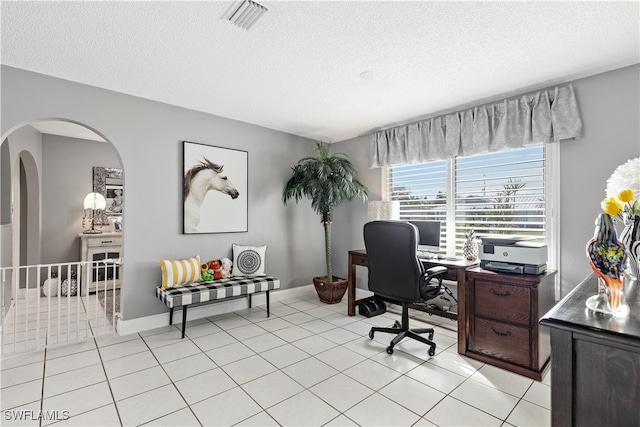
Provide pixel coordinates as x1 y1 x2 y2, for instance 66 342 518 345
313 276 348 304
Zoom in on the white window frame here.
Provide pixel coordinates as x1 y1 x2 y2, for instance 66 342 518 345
384 144 560 299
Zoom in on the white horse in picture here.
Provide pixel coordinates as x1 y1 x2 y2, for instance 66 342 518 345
184 158 239 233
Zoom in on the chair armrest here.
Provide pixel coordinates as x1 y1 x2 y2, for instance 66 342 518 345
419 266 448 300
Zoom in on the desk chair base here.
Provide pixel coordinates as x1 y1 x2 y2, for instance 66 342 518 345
368 302 436 356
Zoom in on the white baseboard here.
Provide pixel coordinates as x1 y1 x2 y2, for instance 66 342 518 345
117 284 315 336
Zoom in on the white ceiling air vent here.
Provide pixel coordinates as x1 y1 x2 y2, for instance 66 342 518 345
227 0 268 30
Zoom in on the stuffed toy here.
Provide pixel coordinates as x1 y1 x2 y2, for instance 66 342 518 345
220 257 233 278
209 259 223 280
200 263 214 281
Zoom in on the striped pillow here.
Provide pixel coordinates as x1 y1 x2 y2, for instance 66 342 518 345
159 256 201 290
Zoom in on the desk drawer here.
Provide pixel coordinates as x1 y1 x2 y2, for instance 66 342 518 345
475 280 530 325
472 317 531 367
87 237 122 248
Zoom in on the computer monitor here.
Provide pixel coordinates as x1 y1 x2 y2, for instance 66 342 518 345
408 220 441 253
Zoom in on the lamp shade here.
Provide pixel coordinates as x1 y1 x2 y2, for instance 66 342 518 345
83 192 106 210
367 201 400 221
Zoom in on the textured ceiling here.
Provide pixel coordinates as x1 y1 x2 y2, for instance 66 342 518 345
2 1 639 142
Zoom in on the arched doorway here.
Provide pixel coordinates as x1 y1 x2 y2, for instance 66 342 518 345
1 119 124 352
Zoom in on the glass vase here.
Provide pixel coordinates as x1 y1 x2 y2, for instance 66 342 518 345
620 214 640 280
586 275 630 317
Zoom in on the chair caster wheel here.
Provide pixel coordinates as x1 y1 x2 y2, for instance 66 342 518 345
428 347 436 356
428 332 434 340
386 345 394 355
369 330 375 339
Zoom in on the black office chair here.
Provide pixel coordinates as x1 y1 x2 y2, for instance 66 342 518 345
363 220 448 356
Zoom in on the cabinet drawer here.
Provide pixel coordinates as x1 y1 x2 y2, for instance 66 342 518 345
475 280 530 325
472 318 531 367
87 237 122 248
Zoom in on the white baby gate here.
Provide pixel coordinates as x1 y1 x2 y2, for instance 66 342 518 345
0 259 122 355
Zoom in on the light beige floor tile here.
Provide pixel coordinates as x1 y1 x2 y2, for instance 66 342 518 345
242 332 287 353
94 332 139 348
1 400 42 426
183 321 221 339
116 384 186 426
324 414 359 426
110 366 171 401
424 395 502 426
406 362 466 394
272 325 314 342
163 352 218 382
43 363 106 398
523 381 551 409
309 373 373 412
142 407 201 426
267 390 339 427
344 393 421 427
505 399 551 427
204 341 255 366
0 379 42 411
174 367 236 405
42 382 113 422
2 362 46 388
254 317 294 332
315 346 366 372
102 350 158 379
242 371 304 408
282 357 338 388
45 349 101 377
450 378 520 420
51 404 119 426
191 387 261 426
343 359 401 391
259 344 311 369
45 339 97 360
426 348 484 377
0 350 45 371
221 354 277 384
191 330 237 352
151 339 201 364
469 364 534 398
379 376 445 416
98 337 148 362
235 411 280 426
370 348 424 374
319 327 361 345
291 335 336 355
211 313 252 330
225 323 268 341
142 328 184 349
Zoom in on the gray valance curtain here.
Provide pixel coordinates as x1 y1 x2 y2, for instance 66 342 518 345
370 84 583 168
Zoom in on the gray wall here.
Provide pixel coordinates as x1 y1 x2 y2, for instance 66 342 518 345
41 134 121 264
333 64 640 298
1 65 324 321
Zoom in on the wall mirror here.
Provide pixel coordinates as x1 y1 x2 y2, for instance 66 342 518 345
93 167 123 229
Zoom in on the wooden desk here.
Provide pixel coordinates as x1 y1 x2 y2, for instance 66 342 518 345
347 249 478 355
540 274 640 426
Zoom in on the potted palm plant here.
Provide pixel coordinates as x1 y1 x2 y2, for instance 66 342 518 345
283 142 369 303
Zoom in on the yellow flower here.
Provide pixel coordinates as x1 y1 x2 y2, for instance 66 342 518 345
601 197 622 216
618 188 634 203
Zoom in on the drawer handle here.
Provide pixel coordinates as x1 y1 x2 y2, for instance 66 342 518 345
489 288 511 297
101 240 113 244
490 326 512 337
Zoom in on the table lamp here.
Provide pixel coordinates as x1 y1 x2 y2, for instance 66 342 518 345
83 192 106 234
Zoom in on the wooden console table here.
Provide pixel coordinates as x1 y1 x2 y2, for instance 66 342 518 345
540 274 640 426
347 249 478 355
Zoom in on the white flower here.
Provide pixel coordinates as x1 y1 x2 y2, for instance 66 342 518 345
606 157 640 216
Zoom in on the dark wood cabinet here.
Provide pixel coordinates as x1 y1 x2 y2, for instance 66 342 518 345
466 268 556 380
540 274 640 427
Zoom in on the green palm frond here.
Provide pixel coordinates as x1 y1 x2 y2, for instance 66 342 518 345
283 142 369 281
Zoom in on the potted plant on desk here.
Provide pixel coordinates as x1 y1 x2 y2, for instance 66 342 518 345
283 142 369 303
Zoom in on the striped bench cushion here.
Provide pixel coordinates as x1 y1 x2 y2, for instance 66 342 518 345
156 276 280 309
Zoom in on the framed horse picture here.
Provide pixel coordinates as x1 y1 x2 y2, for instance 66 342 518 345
183 141 248 234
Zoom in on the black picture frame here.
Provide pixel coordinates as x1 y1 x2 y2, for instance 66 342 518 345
183 141 248 234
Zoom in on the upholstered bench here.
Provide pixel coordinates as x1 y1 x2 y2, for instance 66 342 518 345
156 276 280 338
